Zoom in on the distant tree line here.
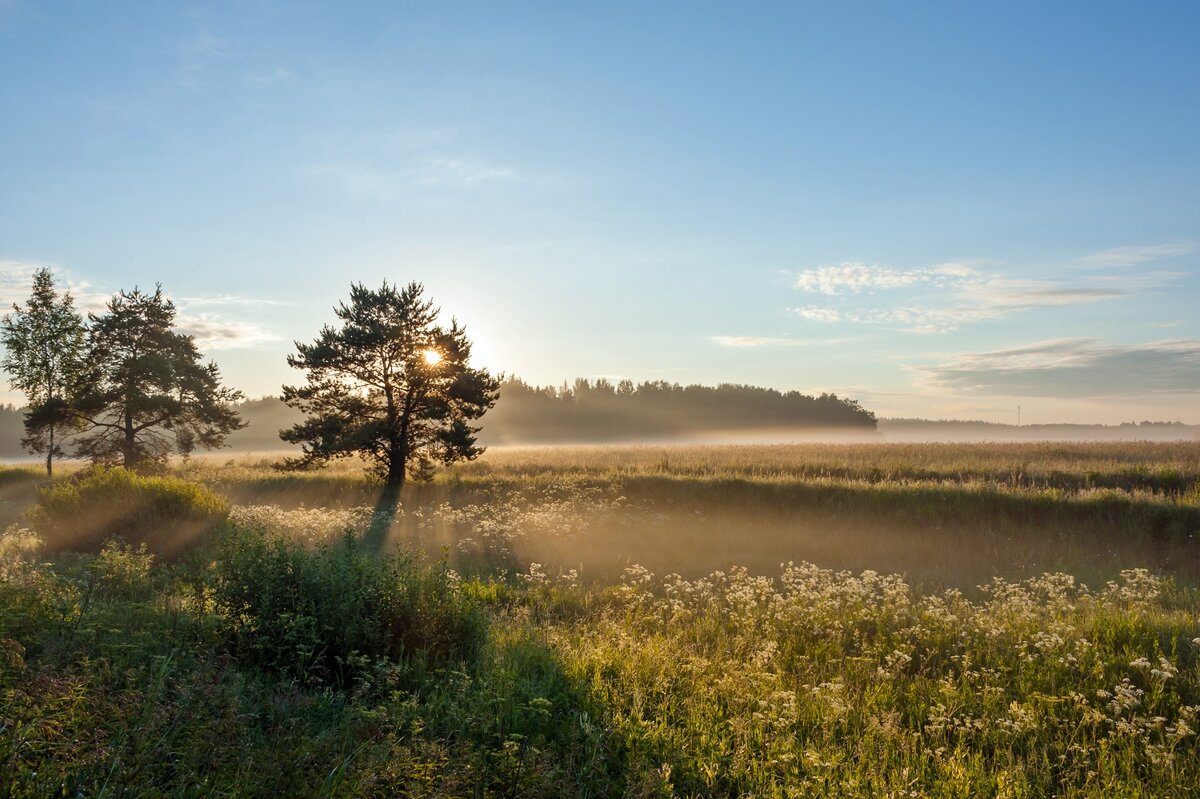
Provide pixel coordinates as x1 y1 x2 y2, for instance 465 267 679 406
207 378 878 450
481 377 877 443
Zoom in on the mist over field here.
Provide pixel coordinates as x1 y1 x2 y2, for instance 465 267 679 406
6 390 1192 466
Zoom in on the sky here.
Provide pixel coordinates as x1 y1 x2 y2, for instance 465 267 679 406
1 1 1197 424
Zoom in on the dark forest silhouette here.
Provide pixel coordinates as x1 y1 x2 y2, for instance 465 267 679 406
482 378 877 443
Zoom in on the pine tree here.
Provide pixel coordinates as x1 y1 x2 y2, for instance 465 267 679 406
73 286 245 471
0 268 87 476
281 281 499 489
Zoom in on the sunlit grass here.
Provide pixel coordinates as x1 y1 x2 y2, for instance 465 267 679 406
461 441 1200 495
166 445 1200 589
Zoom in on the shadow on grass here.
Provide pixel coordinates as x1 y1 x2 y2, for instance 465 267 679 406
362 484 401 554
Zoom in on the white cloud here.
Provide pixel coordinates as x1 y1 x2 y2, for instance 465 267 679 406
1077 242 1194 268
795 263 925 294
790 305 1003 334
0 260 110 316
913 338 1200 398
0 260 280 351
959 277 1125 309
790 307 846 323
176 312 281 350
789 256 1182 333
792 262 978 295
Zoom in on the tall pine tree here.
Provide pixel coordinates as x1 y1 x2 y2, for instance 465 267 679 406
282 281 499 489
73 286 245 471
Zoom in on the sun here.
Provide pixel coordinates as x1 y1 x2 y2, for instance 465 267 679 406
422 349 443 366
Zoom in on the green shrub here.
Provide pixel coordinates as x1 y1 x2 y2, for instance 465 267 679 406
209 525 483 690
85 539 156 601
27 466 228 556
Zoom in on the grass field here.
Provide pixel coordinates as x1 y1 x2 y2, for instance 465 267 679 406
184 442 1200 588
2 443 1199 796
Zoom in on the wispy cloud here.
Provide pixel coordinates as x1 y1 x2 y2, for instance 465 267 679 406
790 305 1005 334
709 335 852 348
793 262 974 295
789 307 846 324
913 338 1200 398
176 312 281 350
958 277 1125 309
179 294 289 308
0 260 110 316
174 295 284 350
1 260 280 351
1077 242 1194 268
790 256 1182 333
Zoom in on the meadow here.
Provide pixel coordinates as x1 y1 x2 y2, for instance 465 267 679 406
1 442 1199 797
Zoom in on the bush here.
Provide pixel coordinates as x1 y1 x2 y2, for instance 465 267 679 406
27 466 228 556
208 525 483 690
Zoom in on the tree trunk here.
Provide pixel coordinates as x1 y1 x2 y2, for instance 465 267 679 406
124 407 136 470
46 427 53 478
390 393 411 491
386 457 406 489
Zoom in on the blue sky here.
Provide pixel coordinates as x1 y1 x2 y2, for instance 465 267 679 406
1 1 1197 423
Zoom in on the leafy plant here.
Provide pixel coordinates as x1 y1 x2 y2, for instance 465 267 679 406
27 466 228 555
208 524 483 689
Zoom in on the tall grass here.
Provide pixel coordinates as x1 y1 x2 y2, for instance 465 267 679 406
457 442 1200 495
549 563 1200 797
166 447 1200 588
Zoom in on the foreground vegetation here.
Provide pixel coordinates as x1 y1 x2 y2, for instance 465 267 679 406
2 444 1199 796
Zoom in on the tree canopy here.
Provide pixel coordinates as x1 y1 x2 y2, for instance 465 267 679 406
281 281 499 488
72 286 245 471
0 268 87 475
